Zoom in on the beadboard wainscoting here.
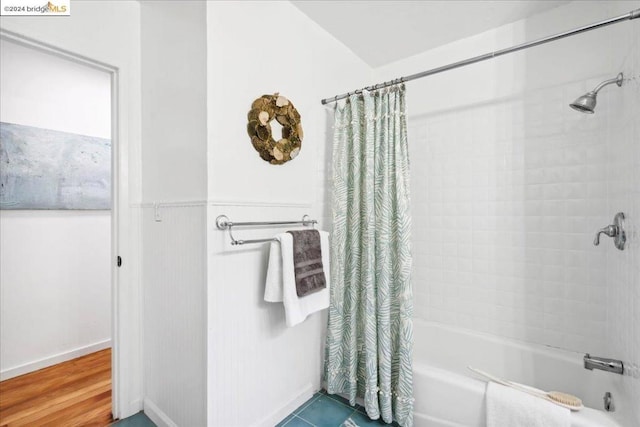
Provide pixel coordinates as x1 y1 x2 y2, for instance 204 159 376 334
207 203 326 427
142 204 207 427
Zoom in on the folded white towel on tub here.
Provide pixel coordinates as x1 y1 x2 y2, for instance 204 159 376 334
264 231 330 327
486 381 570 427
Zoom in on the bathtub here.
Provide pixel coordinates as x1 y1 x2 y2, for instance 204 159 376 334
412 320 632 427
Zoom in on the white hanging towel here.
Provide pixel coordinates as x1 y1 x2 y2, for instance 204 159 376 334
264 231 330 326
486 381 570 427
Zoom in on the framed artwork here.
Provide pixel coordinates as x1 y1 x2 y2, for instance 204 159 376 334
0 122 111 210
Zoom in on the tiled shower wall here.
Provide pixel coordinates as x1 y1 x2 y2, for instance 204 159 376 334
400 3 639 423
606 18 640 424
409 80 612 354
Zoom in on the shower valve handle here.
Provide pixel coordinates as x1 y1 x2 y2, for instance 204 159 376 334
594 225 618 246
593 213 626 250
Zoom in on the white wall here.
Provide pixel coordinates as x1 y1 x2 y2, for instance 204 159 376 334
375 0 639 422
0 1 143 418
0 39 111 380
0 39 111 137
140 1 207 203
206 1 371 425
140 2 207 426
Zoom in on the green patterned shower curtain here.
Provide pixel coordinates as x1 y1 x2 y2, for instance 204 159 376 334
325 85 414 426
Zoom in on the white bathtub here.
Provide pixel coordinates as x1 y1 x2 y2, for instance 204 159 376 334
412 320 633 427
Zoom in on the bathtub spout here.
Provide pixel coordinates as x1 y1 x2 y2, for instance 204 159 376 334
584 354 624 374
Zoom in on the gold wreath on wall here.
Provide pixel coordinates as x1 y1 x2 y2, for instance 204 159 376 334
246 93 303 165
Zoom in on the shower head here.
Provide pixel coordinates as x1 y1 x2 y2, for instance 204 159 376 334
570 72 623 114
569 92 598 114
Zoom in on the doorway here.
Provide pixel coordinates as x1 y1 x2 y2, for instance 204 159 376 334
0 36 118 424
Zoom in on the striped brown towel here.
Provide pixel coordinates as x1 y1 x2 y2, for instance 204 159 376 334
286 230 326 297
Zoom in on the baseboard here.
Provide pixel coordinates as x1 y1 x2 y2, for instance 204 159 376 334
0 339 111 381
254 383 314 427
144 398 178 427
117 399 143 422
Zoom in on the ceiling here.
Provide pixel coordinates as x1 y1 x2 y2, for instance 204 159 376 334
291 1 571 67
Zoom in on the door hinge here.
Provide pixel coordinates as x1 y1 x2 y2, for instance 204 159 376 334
117 256 122 267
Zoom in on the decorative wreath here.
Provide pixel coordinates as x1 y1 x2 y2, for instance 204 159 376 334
246 93 303 165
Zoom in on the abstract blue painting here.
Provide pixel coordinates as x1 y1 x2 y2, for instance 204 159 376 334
0 122 111 210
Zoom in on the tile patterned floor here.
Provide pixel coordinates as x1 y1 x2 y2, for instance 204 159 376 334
110 392 398 427
276 390 399 427
112 412 156 426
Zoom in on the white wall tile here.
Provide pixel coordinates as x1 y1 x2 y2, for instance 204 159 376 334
605 17 640 423
378 1 639 423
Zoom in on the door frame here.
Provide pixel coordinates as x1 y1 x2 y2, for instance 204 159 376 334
0 28 135 420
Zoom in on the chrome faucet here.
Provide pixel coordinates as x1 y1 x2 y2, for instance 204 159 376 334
594 212 626 250
584 354 624 375
593 224 618 245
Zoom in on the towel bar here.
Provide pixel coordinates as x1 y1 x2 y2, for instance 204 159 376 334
216 214 317 246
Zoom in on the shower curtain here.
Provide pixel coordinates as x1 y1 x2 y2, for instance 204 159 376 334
325 85 414 426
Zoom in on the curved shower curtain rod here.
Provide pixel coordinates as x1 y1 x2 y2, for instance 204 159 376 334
321 8 640 105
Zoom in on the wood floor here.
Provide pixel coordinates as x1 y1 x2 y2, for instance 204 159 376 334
0 349 113 427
